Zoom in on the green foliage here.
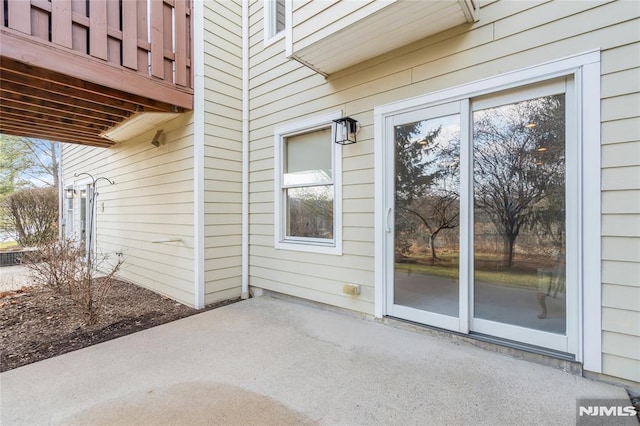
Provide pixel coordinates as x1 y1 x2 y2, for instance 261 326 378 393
394 123 442 205
0 135 32 196
3 187 58 246
0 241 19 250
394 121 460 259
0 135 59 193
0 135 59 242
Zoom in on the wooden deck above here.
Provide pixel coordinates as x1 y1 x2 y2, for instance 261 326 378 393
0 0 194 147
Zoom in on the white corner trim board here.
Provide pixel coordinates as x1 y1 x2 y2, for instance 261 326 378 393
242 0 250 299
193 0 205 309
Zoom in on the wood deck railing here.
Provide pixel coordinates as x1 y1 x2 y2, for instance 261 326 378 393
1 0 192 101
1 0 193 146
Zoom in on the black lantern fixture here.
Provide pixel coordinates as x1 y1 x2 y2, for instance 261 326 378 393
333 117 359 145
64 188 76 199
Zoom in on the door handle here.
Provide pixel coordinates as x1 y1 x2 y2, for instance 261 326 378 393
385 207 392 233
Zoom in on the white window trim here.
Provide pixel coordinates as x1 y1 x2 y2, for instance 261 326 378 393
263 0 286 47
194 0 205 308
374 50 601 372
274 110 343 255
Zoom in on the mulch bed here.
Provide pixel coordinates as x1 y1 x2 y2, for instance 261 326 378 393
0 280 237 372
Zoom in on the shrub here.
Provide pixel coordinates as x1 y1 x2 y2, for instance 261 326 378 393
3 187 58 246
24 238 123 325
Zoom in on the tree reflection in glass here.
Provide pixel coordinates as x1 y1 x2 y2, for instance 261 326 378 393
473 94 567 334
394 114 461 316
286 185 333 239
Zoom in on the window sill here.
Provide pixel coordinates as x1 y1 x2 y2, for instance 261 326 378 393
275 240 342 255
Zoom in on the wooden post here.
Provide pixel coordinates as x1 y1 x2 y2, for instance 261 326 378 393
89 0 108 60
136 0 149 77
71 0 88 53
163 2 172 81
122 0 138 70
175 0 187 86
52 0 73 48
31 5 49 40
7 0 31 35
106 0 120 65
150 0 164 79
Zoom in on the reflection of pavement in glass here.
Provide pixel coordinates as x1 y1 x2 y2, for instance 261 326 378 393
474 280 566 334
394 271 459 317
394 271 566 335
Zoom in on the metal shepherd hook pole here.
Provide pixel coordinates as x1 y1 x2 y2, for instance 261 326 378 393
74 172 115 263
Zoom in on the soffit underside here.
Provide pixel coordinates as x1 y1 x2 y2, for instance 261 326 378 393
0 57 185 147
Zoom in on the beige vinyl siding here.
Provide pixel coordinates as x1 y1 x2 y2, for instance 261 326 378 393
202 0 243 305
61 114 196 306
601 37 640 382
248 0 640 381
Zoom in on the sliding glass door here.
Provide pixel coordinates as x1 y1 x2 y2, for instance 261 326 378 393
385 78 576 353
387 102 463 330
471 88 572 349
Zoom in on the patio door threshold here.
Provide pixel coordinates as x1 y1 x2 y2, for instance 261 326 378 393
384 315 580 370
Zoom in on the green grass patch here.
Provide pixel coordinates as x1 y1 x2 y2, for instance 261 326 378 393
395 256 539 290
0 241 19 251
474 269 537 288
395 262 458 280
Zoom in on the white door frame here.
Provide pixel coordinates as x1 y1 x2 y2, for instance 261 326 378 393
65 177 95 255
383 101 464 333
373 50 602 371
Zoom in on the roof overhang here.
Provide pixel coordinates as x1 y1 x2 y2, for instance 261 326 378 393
289 0 478 77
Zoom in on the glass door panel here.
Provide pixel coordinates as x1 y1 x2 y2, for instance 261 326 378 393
472 94 567 336
79 188 87 246
393 113 461 319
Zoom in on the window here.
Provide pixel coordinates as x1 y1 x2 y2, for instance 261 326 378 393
264 0 286 43
274 111 343 254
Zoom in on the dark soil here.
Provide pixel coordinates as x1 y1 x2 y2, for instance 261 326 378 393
0 280 237 372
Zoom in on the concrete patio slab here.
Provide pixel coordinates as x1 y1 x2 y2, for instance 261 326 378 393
0 295 630 425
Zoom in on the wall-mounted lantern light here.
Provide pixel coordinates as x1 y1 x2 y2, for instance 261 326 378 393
64 188 76 199
333 117 359 145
